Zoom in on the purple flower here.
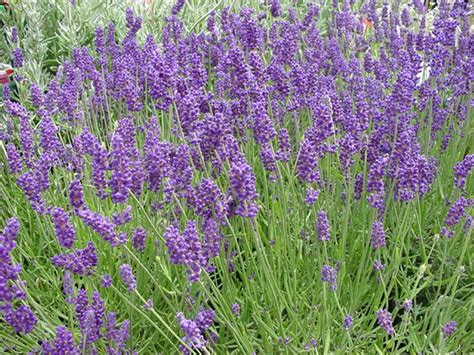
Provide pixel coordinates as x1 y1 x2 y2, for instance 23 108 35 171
464 216 473 232
105 312 117 341
6 143 23 174
269 0 282 17
343 314 353 330
1 217 20 247
296 137 320 184
259 143 277 173
412 0 426 13
367 155 389 210
171 0 185 15
56 61 83 121
441 321 457 338
51 242 98 275
321 265 337 291
50 207 76 248
164 221 207 283
51 326 79 354
187 179 227 222
229 159 259 218
115 319 131 351
373 260 385 271
454 155 474 189
2 304 37 334
110 132 133 204
143 299 154 311
278 336 292 345
371 220 386 249
377 309 395 335
30 83 44 107
177 312 206 351
38 114 63 157
77 208 118 246
229 159 258 204
94 27 107 68
316 211 331 241
164 224 185 265
63 271 75 303
120 264 137 292
12 47 24 68
252 100 276 145
401 8 411 27
2 82 11 100
0 218 30 306
69 179 85 212
441 227 455 239
202 218 223 270
445 196 471 227
10 27 18 44
394 150 435 202
196 308 215 331
164 144 193 200
75 289 89 322
132 227 147 252
34 152 54 192
112 206 132 226
276 128 290 162
17 172 46 214
79 129 108 198
86 292 105 344
238 8 265 51
73 290 105 346
17 113 35 168
231 303 241 316
403 299 413 312
143 133 173 193
101 274 113 289
305 188 320 206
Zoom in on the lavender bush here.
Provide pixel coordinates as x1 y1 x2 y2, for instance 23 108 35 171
1 0 473 353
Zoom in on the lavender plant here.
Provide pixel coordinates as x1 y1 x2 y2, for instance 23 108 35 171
1 0 473 353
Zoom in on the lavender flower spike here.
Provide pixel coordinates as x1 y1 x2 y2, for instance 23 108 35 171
377 309 395 335
321 265 337 291
441 321 457 338
50 207 76 248
371 220 386 249
317 211 331 241
120 264 137 292
343 315 353 330
12 47 24 68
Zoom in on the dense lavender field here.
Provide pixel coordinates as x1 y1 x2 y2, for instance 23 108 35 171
0 0 473 353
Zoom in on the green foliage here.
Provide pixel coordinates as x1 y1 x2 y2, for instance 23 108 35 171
0 0 473 354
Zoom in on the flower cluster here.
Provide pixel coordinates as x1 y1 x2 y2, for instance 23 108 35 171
371 220 386 249
441 321 457 338
51 242 98 275
40 290 131 353
50 207 76 248
453 155 474 189
119 264 137 292
377 309 395 336
177 308 215 354
1 0 472 352
164 222 207 282
343 314 353 330
321 265 338 291
316 211 331 242
0 218 37 334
